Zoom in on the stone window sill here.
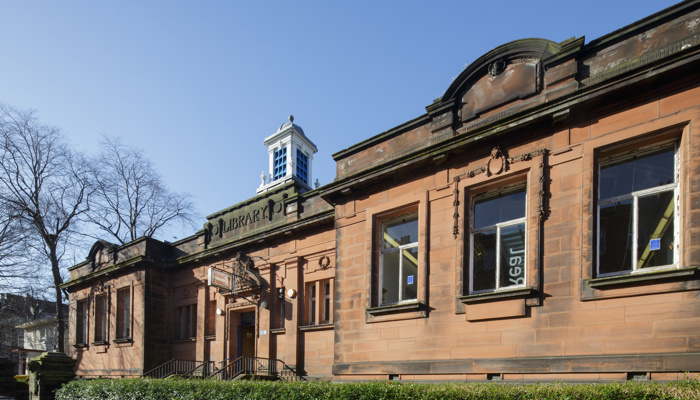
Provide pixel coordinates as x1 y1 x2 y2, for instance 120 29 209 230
367 301 423 316
459 287 537 304
172 337 196 343
92 341 108 346
270 328 286 334
582 266 699 301
365 301 427 323
589 267 697 288
299 323 334 332
73 343 88 349
204 335 216 340
112 337 132 344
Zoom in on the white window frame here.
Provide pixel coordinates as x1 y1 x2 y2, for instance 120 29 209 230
379 213 419 306
322 280 332 324
309 283 317 325
596 144 679 277
307 279 334 325
469 187 527 294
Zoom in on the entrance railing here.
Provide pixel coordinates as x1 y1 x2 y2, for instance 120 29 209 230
211 356 276 380
208 356 305 381
142 359 205 379
181 360 217 379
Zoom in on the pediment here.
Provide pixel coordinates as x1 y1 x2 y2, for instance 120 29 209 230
432 38 562 124
86 240 118 270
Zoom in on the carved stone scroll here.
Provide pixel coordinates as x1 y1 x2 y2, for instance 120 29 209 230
451 147 548 239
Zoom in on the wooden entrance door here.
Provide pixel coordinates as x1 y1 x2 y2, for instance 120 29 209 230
236 310 256 358
240 325 256 357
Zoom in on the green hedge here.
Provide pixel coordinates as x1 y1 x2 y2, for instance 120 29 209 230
56 378 700 400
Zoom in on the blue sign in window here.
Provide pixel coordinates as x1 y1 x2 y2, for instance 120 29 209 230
650 238 661 251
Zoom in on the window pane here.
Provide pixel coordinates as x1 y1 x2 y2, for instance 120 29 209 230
474 189 526 230
499 223 526 288
599 162 633 200
76 301 87 344
600 148 674 200
599 199 632 274
323 281 331 324
117 289 130 339
310 284 316 324
383 217 418 249
637 191 674 269
632 149 675 192
473 229 497 291
381 251 400 304
401 248 418 301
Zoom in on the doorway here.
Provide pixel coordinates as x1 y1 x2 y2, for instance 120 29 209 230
236 311 256 358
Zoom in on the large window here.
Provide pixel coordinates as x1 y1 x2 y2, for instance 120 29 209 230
116 288 130 339
380 214 418 305
307 279 333 325
273 147 287 180
470 187 526 293
176 304 197 340
76 299 88 345
597 146 677 276
94 295 108 343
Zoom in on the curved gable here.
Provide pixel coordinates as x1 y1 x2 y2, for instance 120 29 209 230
86 240 118 270
442 39 561 122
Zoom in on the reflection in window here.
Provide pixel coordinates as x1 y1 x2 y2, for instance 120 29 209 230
380 214 418 305
307 279 333 325
94 295 108 342
598 147 677 276
176 304 197 340
76 300 88 345
470 188 526 293
116 288 130 339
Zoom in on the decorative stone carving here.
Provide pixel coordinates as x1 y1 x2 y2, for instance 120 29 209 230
488 59 507 77
452 147 548 239
486 147 506 176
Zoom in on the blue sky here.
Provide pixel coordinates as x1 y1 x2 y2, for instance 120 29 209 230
0 1 678 241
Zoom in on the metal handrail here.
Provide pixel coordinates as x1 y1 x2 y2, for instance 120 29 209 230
142 359 205 379
205 356 306 381
218 355 236 366
208 356 278 380
181 360 216 379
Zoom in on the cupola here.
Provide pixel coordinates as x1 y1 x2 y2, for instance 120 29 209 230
257 115 318 194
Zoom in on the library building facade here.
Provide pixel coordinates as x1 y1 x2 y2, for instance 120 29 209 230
63 1 700 382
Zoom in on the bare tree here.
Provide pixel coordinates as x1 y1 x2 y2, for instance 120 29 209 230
0 203 40 293
87 137 196 245
0 104 91 352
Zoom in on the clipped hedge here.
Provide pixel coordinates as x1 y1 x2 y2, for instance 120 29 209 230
56 378 700 400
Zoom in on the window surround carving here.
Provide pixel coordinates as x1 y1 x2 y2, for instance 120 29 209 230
453 146 547 315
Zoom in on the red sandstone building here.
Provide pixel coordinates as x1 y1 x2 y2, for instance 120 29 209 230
64 1 700 382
